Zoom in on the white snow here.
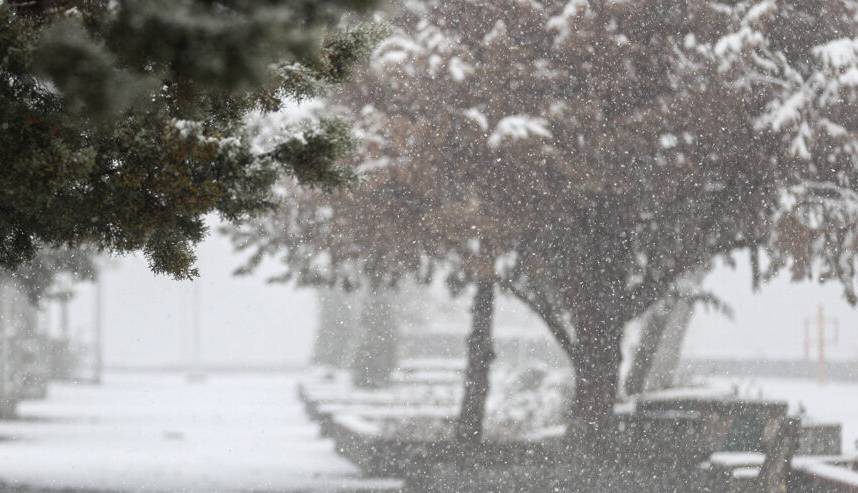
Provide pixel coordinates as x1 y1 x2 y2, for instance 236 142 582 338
319 404 458 419
0 372 402 493
394 369 462 384
415 23 449 52
814 38 858 70
766 91 809 131
244 100 324 155
547 0 593 43
714 27 766 72
745 1 776 24
488 116 553 148
463 108 489 131
448 56 474 82
373 36 424 68
4 371 857 493
659 134 679 149
839 66 858 86
173 119 242 157
398 358 466 372
174 119 202 138
798 461 858 486
731 466 761 479
635 384 735 403
333 415 382 437
710 452 766 468
482 20 508 46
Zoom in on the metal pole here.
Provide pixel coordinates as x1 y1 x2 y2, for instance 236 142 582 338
818 305 826 385
192 281 200 373
188 281 204 382
59 296 69 340
0 282 8 417
93 275 104 384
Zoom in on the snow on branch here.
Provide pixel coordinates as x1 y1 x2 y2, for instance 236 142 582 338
488 115 552 148
547 0 593 43
814 38 858 71
463 107 489 131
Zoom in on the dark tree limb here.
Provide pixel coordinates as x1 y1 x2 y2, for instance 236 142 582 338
501 280 578 363
455 279 496 447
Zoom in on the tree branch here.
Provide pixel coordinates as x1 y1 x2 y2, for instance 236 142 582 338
500 280 577 362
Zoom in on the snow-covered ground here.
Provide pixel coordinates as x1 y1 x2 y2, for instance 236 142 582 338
0 371 855 492
0 372 401 493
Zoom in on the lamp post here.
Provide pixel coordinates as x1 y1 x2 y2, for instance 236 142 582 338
187 281 205 383
92 272 104 384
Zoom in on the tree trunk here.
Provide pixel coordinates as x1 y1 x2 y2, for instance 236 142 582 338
351 287 398 388
757 416 800 493
314 288 359 367
625 296 695 396
455 280 496 446
569 313 624 445
625 273 701 396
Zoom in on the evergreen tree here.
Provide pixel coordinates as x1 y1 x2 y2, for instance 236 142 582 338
0 0 383 278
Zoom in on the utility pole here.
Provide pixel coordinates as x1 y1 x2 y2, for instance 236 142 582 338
52 275 75 382
93 273 104 385
59 292 70 341
818 305 826 384
803 304 839 385
187 281 205 383
0 281 9 418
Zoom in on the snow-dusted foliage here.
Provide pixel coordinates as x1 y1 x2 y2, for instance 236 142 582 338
718 1 858 163
696 0 858 302
488 116 553 148
243 101 326 155
231 0 858 444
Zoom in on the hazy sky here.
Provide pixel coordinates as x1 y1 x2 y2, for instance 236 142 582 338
61 221 317 368
685 258 858 361
57 220 858 368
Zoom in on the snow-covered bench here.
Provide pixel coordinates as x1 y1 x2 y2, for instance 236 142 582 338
327 412 562 477
792 457 858 492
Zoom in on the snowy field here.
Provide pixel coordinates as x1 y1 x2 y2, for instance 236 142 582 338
0 372 855 492
0 372 401 493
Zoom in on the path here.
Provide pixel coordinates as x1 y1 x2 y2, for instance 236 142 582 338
0 372 400 493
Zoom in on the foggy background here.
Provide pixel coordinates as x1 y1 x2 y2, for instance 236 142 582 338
56 220 317 369
48 220 857 370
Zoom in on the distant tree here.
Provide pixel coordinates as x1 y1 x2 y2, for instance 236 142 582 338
9 248 97 303
229 1 572 445
351 286 399 388
0 247 96 411
0 0 383 279
314 288 360 367
315 281 427 379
